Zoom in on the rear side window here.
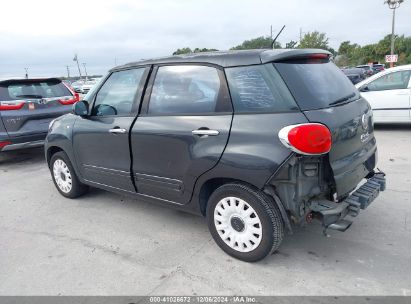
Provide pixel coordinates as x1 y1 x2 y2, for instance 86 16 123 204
225 64 298 113
0 80 71 101
92 68 145 116
274 61 359 111
148 65 221 115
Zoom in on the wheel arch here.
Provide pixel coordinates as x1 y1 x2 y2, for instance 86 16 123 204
197 177 293 234
46 146 64 167
198 177 261 216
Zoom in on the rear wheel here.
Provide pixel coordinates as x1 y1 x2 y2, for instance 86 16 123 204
50 151 88 198
206 183 284 262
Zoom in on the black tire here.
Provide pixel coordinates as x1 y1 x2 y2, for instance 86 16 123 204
206 183 284 262
50 151 88 198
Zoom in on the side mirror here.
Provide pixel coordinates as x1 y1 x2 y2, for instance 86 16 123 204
73 100 89 117
360 85 369 92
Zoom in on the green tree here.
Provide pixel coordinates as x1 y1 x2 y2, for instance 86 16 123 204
231 36 281 50
338 41 360 56
172 47 219 55
298 31 329 49
193 48 219 53
285 40 298 49
172 47 192 55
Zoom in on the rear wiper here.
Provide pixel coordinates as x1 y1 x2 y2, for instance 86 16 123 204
329 93 356 106
16 94 43 99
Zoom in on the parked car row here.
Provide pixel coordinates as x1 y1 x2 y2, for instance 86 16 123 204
342 64 386 84
70 78 101 94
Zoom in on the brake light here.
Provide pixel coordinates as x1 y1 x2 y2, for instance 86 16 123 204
278 123 332 155
0 101 25 111
0 141 11 149
308 53 329 59
58 93 80 105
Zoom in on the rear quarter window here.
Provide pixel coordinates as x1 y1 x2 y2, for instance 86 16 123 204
225 64 298 113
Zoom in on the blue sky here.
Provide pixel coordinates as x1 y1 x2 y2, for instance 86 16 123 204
1 0 410 78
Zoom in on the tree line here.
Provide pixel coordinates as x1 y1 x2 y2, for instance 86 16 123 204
172 31 411 67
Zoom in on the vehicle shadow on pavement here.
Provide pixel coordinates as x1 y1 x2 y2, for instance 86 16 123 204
0 147 45 166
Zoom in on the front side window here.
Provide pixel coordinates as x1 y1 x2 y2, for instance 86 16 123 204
225 64 298 113
92 68 145 116
148 65 221 115
367 70 411 91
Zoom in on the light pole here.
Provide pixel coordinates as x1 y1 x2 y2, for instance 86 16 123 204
66 65 70 79
384 0 404 67
73 54 82 80
82 63 88 81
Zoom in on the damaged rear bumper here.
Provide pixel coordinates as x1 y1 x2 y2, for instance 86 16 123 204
309 172 386 233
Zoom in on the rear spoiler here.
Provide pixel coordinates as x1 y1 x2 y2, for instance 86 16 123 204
0 78 62 85
260 49 331 64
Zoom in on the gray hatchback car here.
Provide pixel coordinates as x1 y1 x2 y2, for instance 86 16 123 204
0 78 79 151
45 49 386 262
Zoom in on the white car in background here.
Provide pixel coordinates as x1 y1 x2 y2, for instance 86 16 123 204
356 64 411 124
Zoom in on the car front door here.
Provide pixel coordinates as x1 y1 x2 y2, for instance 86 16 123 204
131 65 233 205
73 67 149 192
360 70 411 122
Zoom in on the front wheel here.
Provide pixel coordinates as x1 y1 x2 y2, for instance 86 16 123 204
206 183 284 262
50 151 88 198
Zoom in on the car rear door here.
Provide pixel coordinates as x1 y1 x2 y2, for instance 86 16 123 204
130 64 233 205
360 70 411 122
0 79 78 139
72 67 149 192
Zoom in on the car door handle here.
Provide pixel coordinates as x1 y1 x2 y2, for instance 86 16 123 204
109 128 127 134
192 129 219 136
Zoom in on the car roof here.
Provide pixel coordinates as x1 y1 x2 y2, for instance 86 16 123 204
111 48 331 71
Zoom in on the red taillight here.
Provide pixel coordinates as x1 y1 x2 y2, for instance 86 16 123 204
279 123 332 155
0 141 11 149
58 93 79 105
0 101 25 111
308 53 329 59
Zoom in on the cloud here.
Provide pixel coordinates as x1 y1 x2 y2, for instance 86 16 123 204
1 0 410 77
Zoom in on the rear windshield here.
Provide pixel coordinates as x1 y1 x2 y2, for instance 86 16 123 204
225 64 299 113
0 79 71 101
274 61 359 111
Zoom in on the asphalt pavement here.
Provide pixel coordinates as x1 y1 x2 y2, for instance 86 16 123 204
0 125 410 295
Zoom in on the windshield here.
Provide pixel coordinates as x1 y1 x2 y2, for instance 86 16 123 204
274 61 359 111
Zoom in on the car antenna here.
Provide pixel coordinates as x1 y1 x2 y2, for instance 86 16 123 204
270 25 286 49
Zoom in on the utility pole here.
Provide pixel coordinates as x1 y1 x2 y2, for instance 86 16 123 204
299 28 303 42
82 63 88 81
73 54 82 80
24 68 28 79
66 65 70 79
384 0 404 68
270 25 273 39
